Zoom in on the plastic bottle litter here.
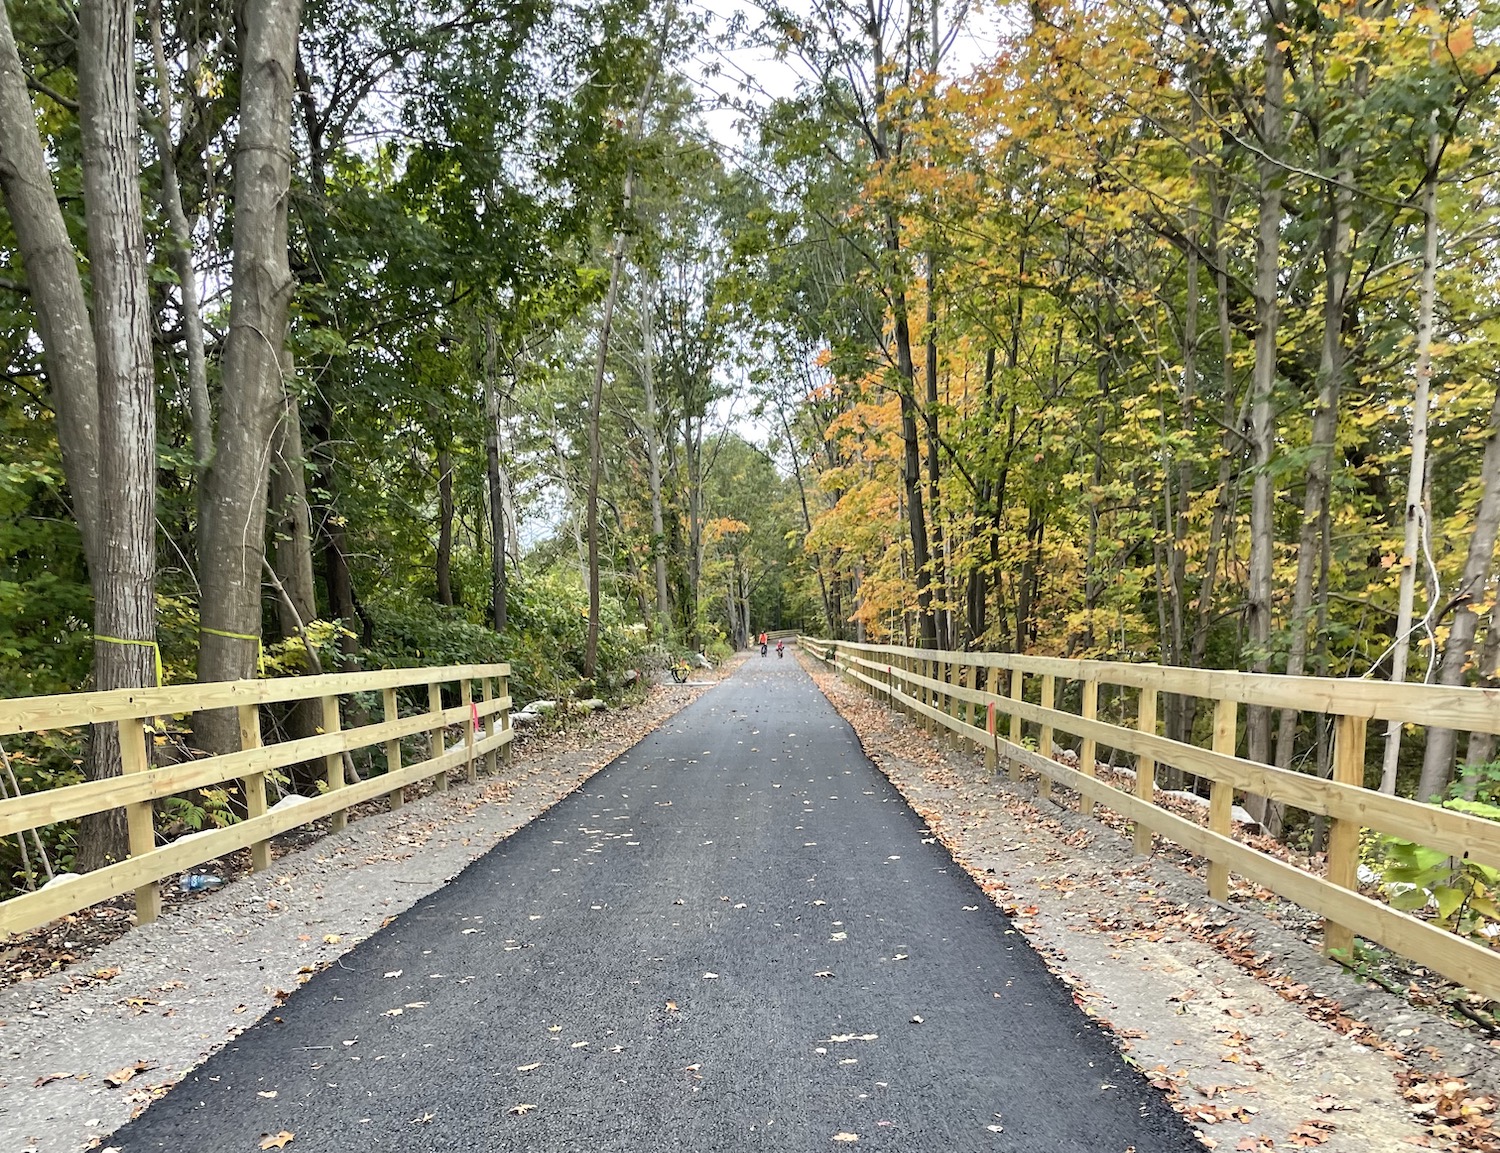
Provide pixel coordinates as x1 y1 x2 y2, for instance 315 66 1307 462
179 874 225 893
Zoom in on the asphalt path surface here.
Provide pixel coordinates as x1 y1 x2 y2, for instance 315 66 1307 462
110 656 1198 1152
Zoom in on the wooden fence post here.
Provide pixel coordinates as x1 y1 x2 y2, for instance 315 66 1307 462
962 663 976 744
1208 697 1237 900
1325 712 1369 960
482 677 497 774
499 672 513 765
461 679 477 785
1008 669 1024 782
1133 687 1158 856
941 659 954 743
382 687 403 811
1038 674 1055 799
985 666 1001 773
322 695 346 832
237 704 271 871
120 717 161 924
1079 678 1099 816
429 681 448 791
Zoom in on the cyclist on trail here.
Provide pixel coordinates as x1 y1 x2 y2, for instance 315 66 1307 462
776 639 785 658
758 630 768 655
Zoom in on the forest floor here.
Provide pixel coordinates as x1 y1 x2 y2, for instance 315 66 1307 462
0 662 737 1153
800 652 1500 1152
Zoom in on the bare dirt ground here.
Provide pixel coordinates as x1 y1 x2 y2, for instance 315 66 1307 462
0 668 734 1153
801 652 1500 1152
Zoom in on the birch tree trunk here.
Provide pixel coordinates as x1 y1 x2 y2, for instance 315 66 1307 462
1379 120 1440 796
196 0 303 755
77 0 159 868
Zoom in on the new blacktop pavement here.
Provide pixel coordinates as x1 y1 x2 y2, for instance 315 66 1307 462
92 654 1200 1152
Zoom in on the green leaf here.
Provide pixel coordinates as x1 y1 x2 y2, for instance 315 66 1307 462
1432 885 1467 923
1387 886 1432 912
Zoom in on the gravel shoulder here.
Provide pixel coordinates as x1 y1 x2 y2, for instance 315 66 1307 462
802 653 1500 1153
0 674 729 1153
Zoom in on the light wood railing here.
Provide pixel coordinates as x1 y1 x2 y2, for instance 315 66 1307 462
0 663 513 937
800 637 1500 1000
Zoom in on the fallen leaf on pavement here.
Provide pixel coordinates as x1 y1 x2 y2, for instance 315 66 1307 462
258 1133 295 1150
33 1072 73 1088
508 1103 535 1116
832 1134 859 1144
104 1061 153 1088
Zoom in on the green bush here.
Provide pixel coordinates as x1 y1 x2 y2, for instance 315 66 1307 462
1370 798 1500 942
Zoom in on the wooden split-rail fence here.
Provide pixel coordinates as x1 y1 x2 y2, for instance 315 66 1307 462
801 637 1500 1001
0 664 512 937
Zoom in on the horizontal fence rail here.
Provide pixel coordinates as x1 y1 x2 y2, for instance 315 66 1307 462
0 664 513 937
800 637 1500 1001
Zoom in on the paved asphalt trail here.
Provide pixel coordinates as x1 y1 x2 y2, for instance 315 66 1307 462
110 657 1198 1152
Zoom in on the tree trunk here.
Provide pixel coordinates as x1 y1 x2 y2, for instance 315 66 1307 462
686 410 704 647
892 279 936 649
1379 120 1441 795
1417 383 1500 801
196 0 303 756
1176 172 1245 751
269 370 317 636
1269 164 1353 835
1243 8 1287 794
309 395 358 663
1461 611 1500 795
484 321 507 632
640 272 670 629
77 0 159 870
146 0 211 470
924 253 947 649
585 233 626 681
585 12 665 677
0 2 102 568
436 445 455 606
